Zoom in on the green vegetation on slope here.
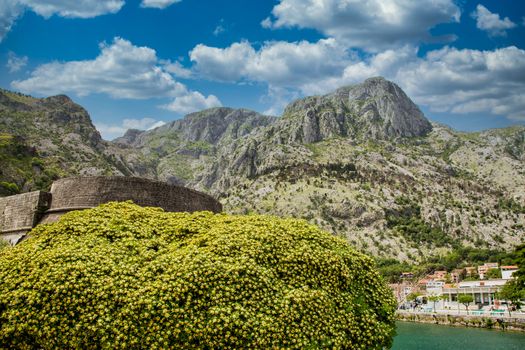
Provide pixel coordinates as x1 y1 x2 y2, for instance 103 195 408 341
0 202 396 349
0 133 62 195
377 245 524 283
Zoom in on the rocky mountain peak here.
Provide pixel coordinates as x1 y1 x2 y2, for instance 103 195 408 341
113 129 144 146
154 107 276 145
282 77 432 143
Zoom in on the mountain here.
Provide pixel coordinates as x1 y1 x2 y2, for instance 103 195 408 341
1 78 524 262
0 88 132 194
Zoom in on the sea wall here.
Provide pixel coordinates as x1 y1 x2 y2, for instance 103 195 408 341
1 176 222 244
396 311 525 332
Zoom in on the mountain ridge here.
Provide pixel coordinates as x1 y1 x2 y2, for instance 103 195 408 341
1 79 524 262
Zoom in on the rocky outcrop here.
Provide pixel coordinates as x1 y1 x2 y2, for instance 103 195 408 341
281 77 432 143
0 89 131 193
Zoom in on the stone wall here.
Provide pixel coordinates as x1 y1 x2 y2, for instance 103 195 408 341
1 176 222 244
396 311 525 332
0 191 51 244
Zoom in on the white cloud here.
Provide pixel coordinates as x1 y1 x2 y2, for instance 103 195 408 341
141 0 181 9
12 38 184 98
123 117 166 130
190 38 525 120
471 4 517 37
96 117 166 140
190 39 350 86
311 46 525 120
161 91 222 114
0 0 124 42
213 25 225 36
161 60 193 78
264 0 460 51
0 1 24 41
6 51 28 73
19 0 124 18
12 37 221 114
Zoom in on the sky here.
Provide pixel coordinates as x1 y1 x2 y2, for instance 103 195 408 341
0 0 524 140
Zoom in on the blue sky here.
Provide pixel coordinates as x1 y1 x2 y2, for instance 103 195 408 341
1 0 524 139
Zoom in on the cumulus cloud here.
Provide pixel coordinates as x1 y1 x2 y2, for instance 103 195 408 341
141 0 181 9
12 38 185 98
161 91 221 114
263 0 460 51
471 4 517 37
161 60 193 78
0 0 124 41
12 37 221 114
190 38 525 120
96 117 166 140
19 0 124 18
0 1 24 41
311 46 525 120
6 51 28 73
190 39 351 86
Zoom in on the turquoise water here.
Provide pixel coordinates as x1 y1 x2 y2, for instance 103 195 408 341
392 321 525 350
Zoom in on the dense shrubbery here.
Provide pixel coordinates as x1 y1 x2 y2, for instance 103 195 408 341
0 202 396 349
0 239 10 252
386 198 451 247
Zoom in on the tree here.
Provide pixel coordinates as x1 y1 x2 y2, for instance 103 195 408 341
497 279 525 317
427 294 441 313
0 201 397 349
458 294 474 315
512 244 525 289
486 268 502 279
406 292 421 302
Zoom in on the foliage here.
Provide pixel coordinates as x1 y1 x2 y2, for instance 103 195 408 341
512 244 525 287
386 198 451 247
377 245 521 283
406 292 421 302
0 239 10 252
427 294 442 312
0 132 61 195
458 294 474 314
497 279 524 316
485 268 502 279
0 202 396 349
375 258 413 283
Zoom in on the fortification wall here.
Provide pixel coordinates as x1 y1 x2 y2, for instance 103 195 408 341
0 191 51 244
1 176 222 244
40 177 222 223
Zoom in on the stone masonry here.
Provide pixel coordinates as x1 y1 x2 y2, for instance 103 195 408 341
0 176 222 245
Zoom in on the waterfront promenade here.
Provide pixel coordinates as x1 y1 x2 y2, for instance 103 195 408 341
396 310 525 332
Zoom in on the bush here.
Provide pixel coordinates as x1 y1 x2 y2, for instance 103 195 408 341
0 239 10 252
0 202 396 349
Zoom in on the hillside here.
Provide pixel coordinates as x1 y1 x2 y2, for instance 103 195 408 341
1 78 524 261
0 89 132 193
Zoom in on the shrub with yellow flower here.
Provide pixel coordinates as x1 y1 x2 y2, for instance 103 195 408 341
0 201 396 349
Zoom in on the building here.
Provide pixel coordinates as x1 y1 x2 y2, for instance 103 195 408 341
427 270 447 281
441 279 507 306
426 281 445 289
400 272 414 279
464 266 477 277
450 268 465 283
478 262 499 280
389 283 413 303
501 266 519 280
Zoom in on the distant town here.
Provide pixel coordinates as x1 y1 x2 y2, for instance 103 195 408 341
391 263 521 316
